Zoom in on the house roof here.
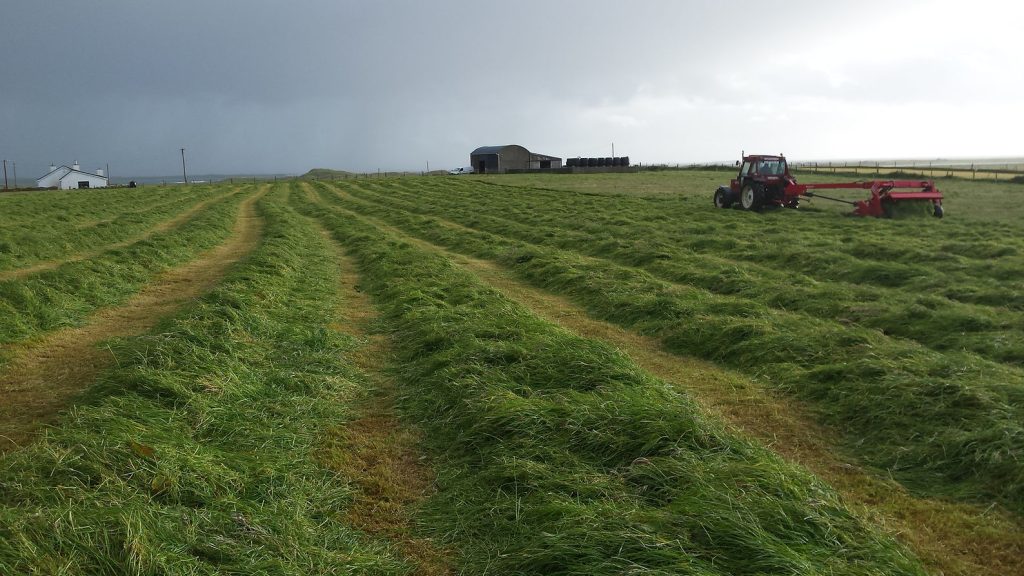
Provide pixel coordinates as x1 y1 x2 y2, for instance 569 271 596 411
37 165 107 181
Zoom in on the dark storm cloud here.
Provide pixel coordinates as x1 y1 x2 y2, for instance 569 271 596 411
2 1 1021 179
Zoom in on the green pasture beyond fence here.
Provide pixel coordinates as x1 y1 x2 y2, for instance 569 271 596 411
674 161 1024 182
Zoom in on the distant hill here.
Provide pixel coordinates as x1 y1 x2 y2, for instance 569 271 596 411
302 168 449 179
301 168 357 179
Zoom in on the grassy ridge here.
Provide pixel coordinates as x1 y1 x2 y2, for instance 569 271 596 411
0 188 248 353
0 184 412 574
294 190 927 574
0 186 215 272
317 182 1024 514
342 182 1024 366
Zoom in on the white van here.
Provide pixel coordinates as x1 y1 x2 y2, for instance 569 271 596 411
448 166 475 175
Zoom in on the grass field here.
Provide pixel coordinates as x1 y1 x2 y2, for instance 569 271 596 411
2 173 1023 574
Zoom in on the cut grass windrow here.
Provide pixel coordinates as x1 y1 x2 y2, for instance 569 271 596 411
345 181 1024 367
0 187 266 452
0 185 195 228
317 182 1024 516
0 186 250 358
0 186 210 266
365 178 1024 310
0 184 417 574
412 176 1024 280
318 184 1024 576
293 190 927 575
307 181 1019 573
0 186 238 281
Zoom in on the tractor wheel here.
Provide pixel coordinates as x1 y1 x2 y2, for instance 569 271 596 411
933 203 944 218
740 184 764 211
714 188 734 209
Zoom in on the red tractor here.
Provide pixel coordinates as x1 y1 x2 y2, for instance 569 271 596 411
713 154 944 217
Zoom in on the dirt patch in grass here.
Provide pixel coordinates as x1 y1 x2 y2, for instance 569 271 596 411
0 187 241 282
0 187 265 452
307 207 450 575
324 190 1024 576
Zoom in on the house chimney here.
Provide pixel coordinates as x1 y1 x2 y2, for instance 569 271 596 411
72 161 80 171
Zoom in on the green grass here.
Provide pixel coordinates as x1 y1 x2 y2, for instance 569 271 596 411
315 179 1024 515
485 169 1024 224
0 188 248 355
0 184 412 574
0 185 218 272
338 181 1024 365
294 189 927 575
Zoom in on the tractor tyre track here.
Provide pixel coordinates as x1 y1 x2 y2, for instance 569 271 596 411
302 202 450 575
0 187 266 452
311 186 1024 576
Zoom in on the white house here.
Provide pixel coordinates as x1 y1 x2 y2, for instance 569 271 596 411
36 162 108 189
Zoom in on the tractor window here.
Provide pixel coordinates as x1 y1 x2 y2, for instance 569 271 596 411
740 161 751 176
759 160 784 176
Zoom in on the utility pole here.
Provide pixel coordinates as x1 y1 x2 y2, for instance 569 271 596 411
12 162 16 188
3 159 7 190
612 142 615 158
106 163 109 186
180 148 188 184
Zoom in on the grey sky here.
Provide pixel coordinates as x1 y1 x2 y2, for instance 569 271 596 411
2 0 1021 178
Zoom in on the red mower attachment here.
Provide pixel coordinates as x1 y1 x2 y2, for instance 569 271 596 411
713 154 944 218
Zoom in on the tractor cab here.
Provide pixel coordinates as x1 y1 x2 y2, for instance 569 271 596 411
715 154 796 211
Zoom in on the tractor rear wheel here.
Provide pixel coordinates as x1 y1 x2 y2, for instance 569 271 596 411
714 188 734 209
740 184 764 211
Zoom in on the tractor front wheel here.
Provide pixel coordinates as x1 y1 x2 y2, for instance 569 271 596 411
714 188 734 209
740 184 764 211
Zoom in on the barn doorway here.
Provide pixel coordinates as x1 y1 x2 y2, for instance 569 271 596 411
477 160 486 174
77 181 90 189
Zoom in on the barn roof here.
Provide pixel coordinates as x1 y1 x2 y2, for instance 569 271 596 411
471 145 527 155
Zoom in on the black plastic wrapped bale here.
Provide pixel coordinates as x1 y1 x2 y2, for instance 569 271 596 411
597 157 606 167
620 156 630 167
587 158 598 167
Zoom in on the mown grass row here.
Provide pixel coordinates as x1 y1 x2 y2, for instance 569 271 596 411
0 185 413 574
379 177 1024 290
316 182 1024 515
388 175 1024 263
0 186 191 227
423 176 1024 271
0 186 219 272
0 187 249 354
376 178 1024 308
293 189 928 575
0 186 210 266
339 182 1024 367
